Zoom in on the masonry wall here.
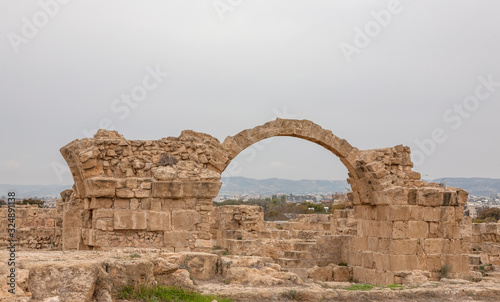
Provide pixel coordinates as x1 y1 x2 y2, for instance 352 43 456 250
60 130 222 252
471 223 500 265
0 205 61 249
56 119 475 284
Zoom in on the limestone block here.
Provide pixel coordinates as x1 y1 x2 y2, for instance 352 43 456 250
390 255 414 271
392 221 408 239
362 251 374 268
147 211 171 231
423 207 441 222
367 237 379 251
194 239 212 249
94 209 113 219
333 266 353 282
426 254 442 271
113 211 147 230
378 221 393 238
134 189 151 198
424 238 445 254
438 223 461 239
172 210 201 231
440 207 455 222
114 199 129 209
125 178 138 189
408 221 429 238
130 198 140 210
390 239 417 255
89 198 113 209
116 188 134 198
85 178 116 197
95 218 112 231
390 206 410 221
308 265 334 281
417 188 444 207
164 231 191 248
376 205 390 220
151 199 162 211
409 206 424 220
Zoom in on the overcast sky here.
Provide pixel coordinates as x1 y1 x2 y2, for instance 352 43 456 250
1 0 499 186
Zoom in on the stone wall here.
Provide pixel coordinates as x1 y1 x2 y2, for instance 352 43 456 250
56 118 473 284
60 130 221 252
471 223 500 265
0 205 61 249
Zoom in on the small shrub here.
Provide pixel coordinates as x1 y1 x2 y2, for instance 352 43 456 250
338 262 348 267
345 284 374 291
282 290 299 300
129 253 141 258
386 283 404 290
439 263 451 279
118 285 232 302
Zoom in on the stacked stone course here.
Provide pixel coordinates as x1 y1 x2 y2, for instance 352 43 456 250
51 118 481 284
0 204 61 249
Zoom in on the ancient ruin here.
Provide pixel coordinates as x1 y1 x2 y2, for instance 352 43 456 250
1 118 500 301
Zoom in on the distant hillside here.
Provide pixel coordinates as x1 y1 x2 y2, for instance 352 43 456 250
220 177 500 196
431 178 500 197
0 184 71 199
220 177 349 195
1 177 499 199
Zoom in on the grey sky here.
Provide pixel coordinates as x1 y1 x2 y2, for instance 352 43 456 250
1 0 499 186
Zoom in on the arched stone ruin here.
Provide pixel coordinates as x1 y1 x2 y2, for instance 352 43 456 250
58 118 472 284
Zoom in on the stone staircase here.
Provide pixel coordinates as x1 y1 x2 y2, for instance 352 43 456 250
273 239 319 280
469 254 500 279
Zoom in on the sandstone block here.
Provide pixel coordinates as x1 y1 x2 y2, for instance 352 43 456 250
147 211 171 231
172 210 201 231
424 238 445 254
417 188 443 207
423 207 441 222
116 188 134 198
90 198 113 209
390 206 410 221
390 239 417 255
85 178 116 197
408 221 429 238
164 231 190 248
392 221 408 239
113 211 147 230
114 199 129 209
194 239 212 249
94 209 114 219
308 265 334 281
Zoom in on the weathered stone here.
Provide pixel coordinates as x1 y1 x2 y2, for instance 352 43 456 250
147 211 170 231
113 211 147 230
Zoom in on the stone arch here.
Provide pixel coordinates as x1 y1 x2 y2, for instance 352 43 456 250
214 119 371 204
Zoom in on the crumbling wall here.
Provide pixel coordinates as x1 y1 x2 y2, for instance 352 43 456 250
60 129 221 252
0 205 61 249
58 118 473 284
471 223 500 265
